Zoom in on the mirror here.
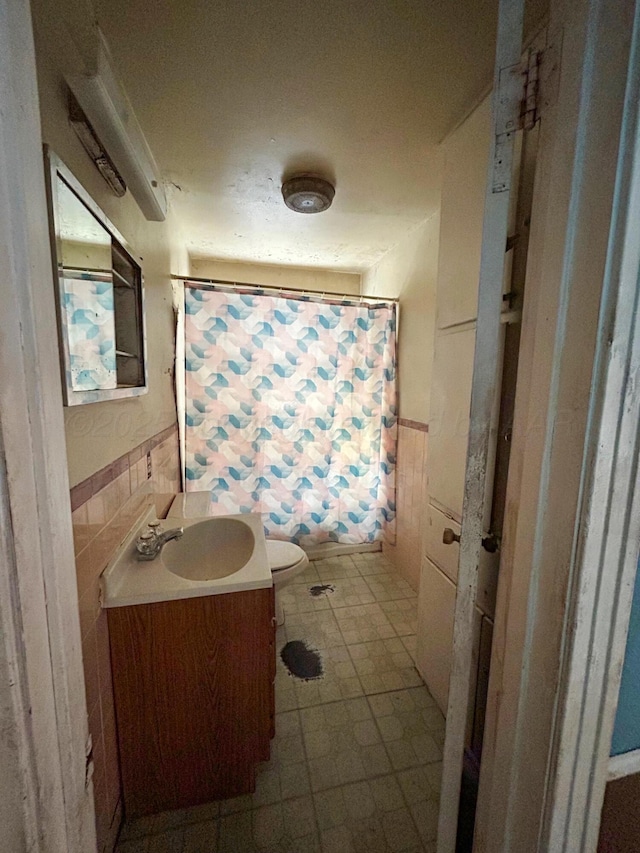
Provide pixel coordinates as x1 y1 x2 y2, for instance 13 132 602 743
45 148 147 405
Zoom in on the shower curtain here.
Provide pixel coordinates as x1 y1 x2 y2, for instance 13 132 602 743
183 284 397 547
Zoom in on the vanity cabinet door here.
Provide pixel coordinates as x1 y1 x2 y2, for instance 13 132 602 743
108 586 275 816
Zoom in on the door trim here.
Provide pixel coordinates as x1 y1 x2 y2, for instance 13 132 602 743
543 3 640 846
474 0 640 850
0 0 96 849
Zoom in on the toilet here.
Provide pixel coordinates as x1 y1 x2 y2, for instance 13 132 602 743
168 492 308 625
266 540 309 625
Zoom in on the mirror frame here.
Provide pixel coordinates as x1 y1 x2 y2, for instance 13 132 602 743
44 146 148 406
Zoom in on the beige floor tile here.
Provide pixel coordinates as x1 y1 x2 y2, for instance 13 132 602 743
350 816 390 853
409 799 439 844
252 766 281 806
320 824 356 853
359 673 387 694
279 759 311 799
411 734 442 765
342 780 376 820
353 718 381 746
381 807 422 851
285 614 345 650
218 812 256 853
360 743 393 777
335 749 368 784
378 714 406 742
308 756 341 792
182 820 219 852
272 731 306 766
385 738 428 771
314 787 348 830
275 680 298 712
275 709 301 736
315 557 362 581
281 584 332 614
281 795 317 837
291 564 321 585
146 828 185 853
300 697 372 733
425 762 442 796
284 833 322 852
252 803 285 847
420 705 446 734
328 577 377 607
368 775 406 812
397 767 440 805
219 791 253 815
400 635 417 661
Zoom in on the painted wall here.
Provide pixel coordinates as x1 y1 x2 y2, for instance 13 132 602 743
190 257 361 295
33 40 187 488
361 214 439 424
360 214 439 589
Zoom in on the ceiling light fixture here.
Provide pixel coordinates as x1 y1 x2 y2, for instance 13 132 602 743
282 175 335 214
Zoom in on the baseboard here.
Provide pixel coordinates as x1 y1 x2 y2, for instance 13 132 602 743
304 542 382 560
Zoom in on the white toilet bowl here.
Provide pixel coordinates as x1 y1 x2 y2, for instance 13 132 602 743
266 540 309 626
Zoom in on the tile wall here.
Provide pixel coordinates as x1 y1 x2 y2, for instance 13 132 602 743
384 421 429 592
70 424 181 853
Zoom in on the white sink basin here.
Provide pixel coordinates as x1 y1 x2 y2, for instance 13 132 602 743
100 507 271 608
162 518 255 581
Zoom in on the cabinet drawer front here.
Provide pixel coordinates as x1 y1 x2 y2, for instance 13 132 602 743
424 501 460 584
416 557 457 714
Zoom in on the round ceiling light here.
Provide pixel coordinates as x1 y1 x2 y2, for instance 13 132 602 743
281 175 335 214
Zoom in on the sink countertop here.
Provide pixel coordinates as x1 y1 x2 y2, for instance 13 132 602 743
100 506 272 608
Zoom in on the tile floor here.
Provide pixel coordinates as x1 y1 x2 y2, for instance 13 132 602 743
116 552 444 853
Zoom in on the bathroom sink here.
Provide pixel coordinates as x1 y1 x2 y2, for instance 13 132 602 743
161 518 255 581
101 508 271 608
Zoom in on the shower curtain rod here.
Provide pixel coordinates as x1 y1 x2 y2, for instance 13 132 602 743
171 274 399 304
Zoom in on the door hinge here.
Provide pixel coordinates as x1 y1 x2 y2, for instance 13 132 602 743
496 36 562 137
492 35 561 192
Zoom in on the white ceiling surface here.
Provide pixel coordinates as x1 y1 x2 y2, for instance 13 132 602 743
96 0 540 272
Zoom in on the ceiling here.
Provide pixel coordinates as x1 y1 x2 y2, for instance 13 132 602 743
96 0 545 273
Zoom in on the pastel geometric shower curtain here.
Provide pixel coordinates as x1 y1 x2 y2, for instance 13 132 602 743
183 284 397 547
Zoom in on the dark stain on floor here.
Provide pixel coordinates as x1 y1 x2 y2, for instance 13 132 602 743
309 583 335 597
280 640 324 681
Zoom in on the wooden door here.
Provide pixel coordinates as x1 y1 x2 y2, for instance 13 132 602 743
415 3 542 849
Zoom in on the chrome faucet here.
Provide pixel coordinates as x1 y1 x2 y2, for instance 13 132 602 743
135 521 184 561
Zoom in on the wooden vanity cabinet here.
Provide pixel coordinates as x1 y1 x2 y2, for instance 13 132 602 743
108 586 275 816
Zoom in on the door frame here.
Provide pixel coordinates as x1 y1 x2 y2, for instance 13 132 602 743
0 0 95 850
474 0 640 849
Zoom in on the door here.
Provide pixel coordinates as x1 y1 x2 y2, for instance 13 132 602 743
416 2 541 850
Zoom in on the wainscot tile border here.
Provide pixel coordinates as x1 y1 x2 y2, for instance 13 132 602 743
398 418 429 433
70 422 178 512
